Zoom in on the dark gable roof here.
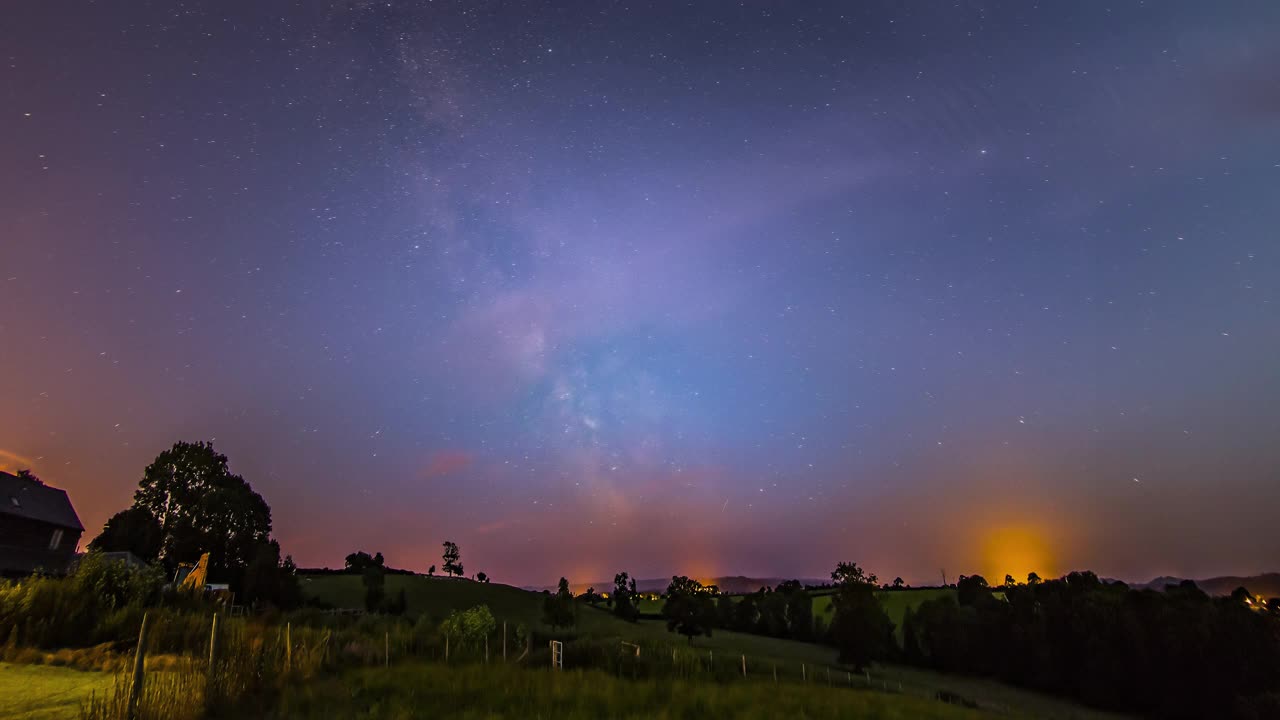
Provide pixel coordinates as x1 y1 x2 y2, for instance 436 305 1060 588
0 471 84 531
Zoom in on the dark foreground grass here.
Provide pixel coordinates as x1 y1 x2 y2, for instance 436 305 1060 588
270 662 987 720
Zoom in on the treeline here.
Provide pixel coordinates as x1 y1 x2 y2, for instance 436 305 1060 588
901 572 1280 719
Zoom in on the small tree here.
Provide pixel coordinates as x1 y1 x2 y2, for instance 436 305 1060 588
477 571 489 583
363 564 386 612
1027 571 1041 586
428 564 436 577
442 541 462 578
893 576 905 589
543 577 576 630
15 469 43 485
612 572 640 622
440 605 496 650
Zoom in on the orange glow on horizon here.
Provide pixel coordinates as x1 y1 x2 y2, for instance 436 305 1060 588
981 525 1056 583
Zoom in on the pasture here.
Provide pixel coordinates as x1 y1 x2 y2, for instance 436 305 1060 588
300 574 1124 720
0 662 112 720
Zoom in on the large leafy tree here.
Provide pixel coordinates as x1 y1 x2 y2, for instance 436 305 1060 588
88 506 163 561
133 441 272 578
662 576 717 642
828 561 895 670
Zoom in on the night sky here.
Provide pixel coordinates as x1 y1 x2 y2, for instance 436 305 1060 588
3 1 1278 587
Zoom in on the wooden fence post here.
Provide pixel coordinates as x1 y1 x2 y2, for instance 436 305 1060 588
741 654 746 678
445 634 449 663
286 622 293 673
384 631 389 668
502 622 507 662
208 612 219 669
802 663 806 682
128 611 150 720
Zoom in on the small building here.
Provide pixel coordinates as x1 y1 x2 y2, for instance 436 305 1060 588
0 471 85 578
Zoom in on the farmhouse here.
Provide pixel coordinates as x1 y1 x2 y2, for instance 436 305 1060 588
0 471 85 578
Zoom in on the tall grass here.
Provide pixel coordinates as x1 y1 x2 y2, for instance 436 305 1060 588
270 662 986 720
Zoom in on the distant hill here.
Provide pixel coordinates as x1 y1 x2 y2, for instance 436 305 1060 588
1135 572 1280 598
529 575 830 595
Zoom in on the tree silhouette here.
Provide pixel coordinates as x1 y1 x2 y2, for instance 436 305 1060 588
542 577 576 629
132 441 271 581
662 576 717 642
477 571 489 583
15 469 43 485
893 576 905 589
427 564 436 577
612 572 640 622
442 540 462 577
88 507 163 561
828 561 894 670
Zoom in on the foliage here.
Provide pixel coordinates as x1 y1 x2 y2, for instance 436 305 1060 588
441 541 463 578
906 571 1280 718
362 565 385 613
476 572 488 583
15 468 43 485
828 562 896 670
88 507 164 562
241 540 302 610
662 576 718 642
611 572 640 622
439 604 496 650
132 441 272 585
542 578 576 630
0 552 165 650
343 551 383 573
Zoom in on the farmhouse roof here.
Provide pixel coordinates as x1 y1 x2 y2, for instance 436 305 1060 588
0 471 85 531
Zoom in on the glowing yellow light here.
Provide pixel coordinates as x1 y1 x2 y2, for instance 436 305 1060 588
981 525 1056 583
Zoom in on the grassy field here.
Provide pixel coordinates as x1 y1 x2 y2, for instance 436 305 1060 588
302 574 546 623
0 662 113 720
301 575 1124 719
271 660 988 720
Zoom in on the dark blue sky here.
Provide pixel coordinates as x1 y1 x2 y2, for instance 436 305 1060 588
2 1 1278 585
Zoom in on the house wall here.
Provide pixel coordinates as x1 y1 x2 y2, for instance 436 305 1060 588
0 513 82 556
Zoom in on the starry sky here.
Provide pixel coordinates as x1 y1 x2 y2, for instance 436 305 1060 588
2 1 1278 587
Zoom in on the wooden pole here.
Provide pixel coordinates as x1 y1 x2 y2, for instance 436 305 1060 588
128 611 150 720
741 654 746 677
208 613 219 669
445 634 449 663
384 631 389 668
286 622 293 673
802 663 806 682
502 622 507 662
485 633 489 664
773 664 777 683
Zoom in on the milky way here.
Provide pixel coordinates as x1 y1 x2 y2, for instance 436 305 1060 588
2 2 1278 585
